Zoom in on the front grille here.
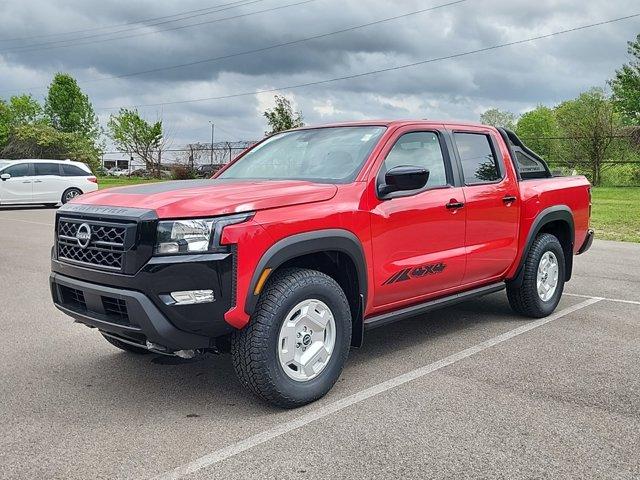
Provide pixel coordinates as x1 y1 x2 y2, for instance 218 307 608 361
57 218 130 271
101 296 130 325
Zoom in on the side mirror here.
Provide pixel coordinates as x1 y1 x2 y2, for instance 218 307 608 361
378 165 429 197
0 173 10 181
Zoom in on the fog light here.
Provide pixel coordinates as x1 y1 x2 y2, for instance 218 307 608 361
170 290 215 305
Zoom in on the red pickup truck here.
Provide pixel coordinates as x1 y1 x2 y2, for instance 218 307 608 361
50 120 593 407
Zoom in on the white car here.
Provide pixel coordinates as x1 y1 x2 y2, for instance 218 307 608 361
0 159 98 206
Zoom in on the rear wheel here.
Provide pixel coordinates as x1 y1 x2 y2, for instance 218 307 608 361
231 268 352 408
507 233 565 318
101 333 150 355
61 188 82 204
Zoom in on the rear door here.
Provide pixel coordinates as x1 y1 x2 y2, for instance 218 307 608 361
0 162 34 203
33 162 67 203
450 128 520 285
369 127 467 309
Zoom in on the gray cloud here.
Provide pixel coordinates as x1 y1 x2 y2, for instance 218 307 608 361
0 0 637 146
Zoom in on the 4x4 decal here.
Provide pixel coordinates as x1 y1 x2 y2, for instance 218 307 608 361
383 262 446 285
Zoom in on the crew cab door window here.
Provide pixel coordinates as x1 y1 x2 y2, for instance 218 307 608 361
379 131 448 188
454 133 502 184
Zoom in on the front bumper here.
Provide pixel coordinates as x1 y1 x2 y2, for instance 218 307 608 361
50 252 237 351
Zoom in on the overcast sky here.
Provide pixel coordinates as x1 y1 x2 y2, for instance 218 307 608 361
0 0 637 148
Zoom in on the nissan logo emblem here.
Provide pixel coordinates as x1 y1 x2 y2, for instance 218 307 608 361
75 223 91 249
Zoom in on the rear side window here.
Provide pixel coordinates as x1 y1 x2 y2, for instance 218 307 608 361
34 163 61 176
514 149 549 178
61 164 88 176
454 133 502 184
3 163 30 177
381 132 448 187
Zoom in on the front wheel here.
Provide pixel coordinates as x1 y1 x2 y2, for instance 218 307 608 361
231 268 352 408
507 233 565 318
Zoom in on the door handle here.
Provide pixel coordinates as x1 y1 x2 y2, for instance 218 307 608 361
33 180 43 183
446 201 464 210
502 195 517 204
22 180 32 183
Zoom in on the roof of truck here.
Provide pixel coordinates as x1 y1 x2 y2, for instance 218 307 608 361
293 119 493 129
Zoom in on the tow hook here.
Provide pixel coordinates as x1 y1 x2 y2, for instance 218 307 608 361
145 341 199 358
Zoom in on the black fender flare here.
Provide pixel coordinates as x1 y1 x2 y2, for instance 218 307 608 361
245 229 367 337
509 205 575 287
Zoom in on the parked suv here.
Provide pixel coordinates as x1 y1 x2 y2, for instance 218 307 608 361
0 159 97 206
50 121 593 407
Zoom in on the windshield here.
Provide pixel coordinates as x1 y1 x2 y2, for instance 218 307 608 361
0 161 10 171
218 126 386 183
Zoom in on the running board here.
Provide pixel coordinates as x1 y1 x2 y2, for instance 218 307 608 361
364 282 506 331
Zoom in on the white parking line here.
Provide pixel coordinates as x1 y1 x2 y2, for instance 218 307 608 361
152 296 602 480
565 292 640 306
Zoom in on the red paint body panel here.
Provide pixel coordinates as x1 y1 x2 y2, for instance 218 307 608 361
70 120 591 331
72 180 337 218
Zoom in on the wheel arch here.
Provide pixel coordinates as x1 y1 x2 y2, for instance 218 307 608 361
509 205 574 287
246 229 367 347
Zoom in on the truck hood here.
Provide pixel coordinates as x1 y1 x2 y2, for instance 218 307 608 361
72 179 338 218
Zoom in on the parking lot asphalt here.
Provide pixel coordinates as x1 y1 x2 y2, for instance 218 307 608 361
0 206 638 480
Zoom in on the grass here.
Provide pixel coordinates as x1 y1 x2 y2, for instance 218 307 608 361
96 177 639 243
97 176 162 189
591 187 640 243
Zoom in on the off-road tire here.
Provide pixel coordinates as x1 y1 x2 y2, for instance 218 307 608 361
231 268 352 408
507 233 565 318
101 333 150 354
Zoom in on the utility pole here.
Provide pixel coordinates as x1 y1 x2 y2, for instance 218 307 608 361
209 121 215 165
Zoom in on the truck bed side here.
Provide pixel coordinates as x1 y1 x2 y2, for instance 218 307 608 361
507 175 591 280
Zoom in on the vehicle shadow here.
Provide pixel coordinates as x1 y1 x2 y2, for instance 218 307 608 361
65 293 521 414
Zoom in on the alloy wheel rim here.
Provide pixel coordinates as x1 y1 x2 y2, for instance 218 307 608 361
66 190 79 201
277 299 336 382
537 251 559 302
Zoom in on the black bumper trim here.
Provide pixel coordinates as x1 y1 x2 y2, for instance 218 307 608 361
577 229 594 255
50 273 211 350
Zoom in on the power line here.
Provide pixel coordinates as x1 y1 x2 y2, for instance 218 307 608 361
0 0 260 43
98 13 640 110
0 0 467 95
0 0 315 54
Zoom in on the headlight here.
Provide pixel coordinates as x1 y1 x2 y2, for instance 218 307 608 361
155 212 253 255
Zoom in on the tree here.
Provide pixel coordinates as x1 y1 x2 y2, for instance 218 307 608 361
107 108 165 175
0 94 45 148
554 88 621 186
515 105 561 161
263 95 304 135
480 108 517 129
610 34 640 125
45 73 99 140
0 123 100 171
0 101 10 148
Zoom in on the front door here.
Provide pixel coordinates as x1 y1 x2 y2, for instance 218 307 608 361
369 129 466 310
0 163 34 203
